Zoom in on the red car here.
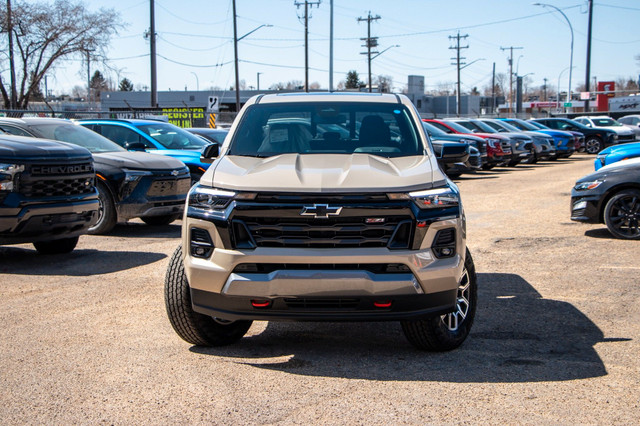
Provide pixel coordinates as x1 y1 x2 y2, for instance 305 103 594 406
424 119 511 169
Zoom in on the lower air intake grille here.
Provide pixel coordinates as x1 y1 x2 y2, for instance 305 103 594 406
284 298 359 309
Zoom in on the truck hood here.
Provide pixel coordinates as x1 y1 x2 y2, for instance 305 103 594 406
0 135 92 161
93 151 186 170
207 153 436 193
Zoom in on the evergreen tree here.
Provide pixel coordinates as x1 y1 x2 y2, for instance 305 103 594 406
345 71 362 89
119 78 134 91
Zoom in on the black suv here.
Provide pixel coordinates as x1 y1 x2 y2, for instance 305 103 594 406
0 118 190 234
1 134 98 254
532 118 617 154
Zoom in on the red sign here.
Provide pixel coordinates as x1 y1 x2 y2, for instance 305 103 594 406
597 81 615 111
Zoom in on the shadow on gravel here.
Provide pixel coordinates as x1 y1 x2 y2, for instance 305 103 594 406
191 272 617 383
97 221 182 239
0 248 166 276
584 228 617 239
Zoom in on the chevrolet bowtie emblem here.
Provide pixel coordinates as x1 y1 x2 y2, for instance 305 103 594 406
171 169 180 176
300 204 342 219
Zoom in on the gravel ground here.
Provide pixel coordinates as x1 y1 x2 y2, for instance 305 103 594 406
1 153 639 424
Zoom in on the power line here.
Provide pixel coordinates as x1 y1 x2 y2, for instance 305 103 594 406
500 45 523 115
294 0 321 92
358 11 381 92
449 31 468 116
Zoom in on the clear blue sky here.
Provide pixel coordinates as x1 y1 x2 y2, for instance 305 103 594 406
52 0 640 96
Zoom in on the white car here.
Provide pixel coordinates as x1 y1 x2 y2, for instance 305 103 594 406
574 116 636 143
618 114 640 140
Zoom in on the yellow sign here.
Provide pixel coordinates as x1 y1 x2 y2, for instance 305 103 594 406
161 107 205 128
208 113 216 128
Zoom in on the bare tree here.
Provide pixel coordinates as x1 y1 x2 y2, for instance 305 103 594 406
0 0 122 109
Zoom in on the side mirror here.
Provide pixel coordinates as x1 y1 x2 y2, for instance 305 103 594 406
125 141 147 151
439 143 470 164
200 143 219 164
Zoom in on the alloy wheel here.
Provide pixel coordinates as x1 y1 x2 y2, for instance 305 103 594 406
607 193 640 238
441 268 471 331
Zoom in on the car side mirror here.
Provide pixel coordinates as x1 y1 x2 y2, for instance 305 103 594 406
201 143 219 164
440 143 469 163
125 141 147 151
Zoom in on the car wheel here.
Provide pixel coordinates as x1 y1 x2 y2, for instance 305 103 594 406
401 248 477 351
141 214 181 226
165 245 253 346
89 181 117 235
585 136 602 154
33 236 79 255
481 164 494 170
604 189 640 240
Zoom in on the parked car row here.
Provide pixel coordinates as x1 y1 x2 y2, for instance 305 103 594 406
0 118 191 235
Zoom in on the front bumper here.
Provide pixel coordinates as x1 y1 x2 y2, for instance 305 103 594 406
115 175 190 220
0 194 99 245
570 193 601 223
184 215 466 321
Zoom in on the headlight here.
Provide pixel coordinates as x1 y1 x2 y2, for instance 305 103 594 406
189 184 256 211
574 180 603 191
409 187 460 209
486 138 500 148
0 163 24 191
123 169 153 183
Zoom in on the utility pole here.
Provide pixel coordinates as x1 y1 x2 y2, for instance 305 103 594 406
449 31 468 116
232 0 240 112
86 50 91 106
358 11 381 93
584 0 594 112
543 77 548 101
500 45 523 116
329 0 334 92
295 0 321 92
148 0 158 108
7 0 18 109
491 62 496 113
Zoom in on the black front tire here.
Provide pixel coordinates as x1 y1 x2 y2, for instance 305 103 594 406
585 136 602 154
142 214 181 226
604 189 640 240
401 248 477 351
33 236 79 255
165 245 253 346
89 182 117 235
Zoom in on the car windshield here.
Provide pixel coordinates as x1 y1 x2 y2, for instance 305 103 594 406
136 122 209 149
481 120 511 133
528 121 550 130
507 120 538 131
441 120 476 134
493 120 521 132
227 102 423 158
421 121 447 137
457 120 495 133
29 122 124 153
591 118 620 127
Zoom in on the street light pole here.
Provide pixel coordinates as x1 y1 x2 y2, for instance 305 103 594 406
190 72 199 91
232 0 271 113
257 72 262 91
534 3 574 109
557 66 572 112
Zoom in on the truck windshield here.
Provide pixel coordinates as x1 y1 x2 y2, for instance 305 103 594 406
227 102 423 157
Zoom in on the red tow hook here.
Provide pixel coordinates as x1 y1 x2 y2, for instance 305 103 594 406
251 299 272 308
373 300 393 308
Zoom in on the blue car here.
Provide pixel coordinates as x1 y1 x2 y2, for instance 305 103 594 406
79 118 212 185
595 141 640 170
500 118 575 159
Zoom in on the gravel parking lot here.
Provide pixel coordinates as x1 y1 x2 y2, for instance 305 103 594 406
1 153 638 424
